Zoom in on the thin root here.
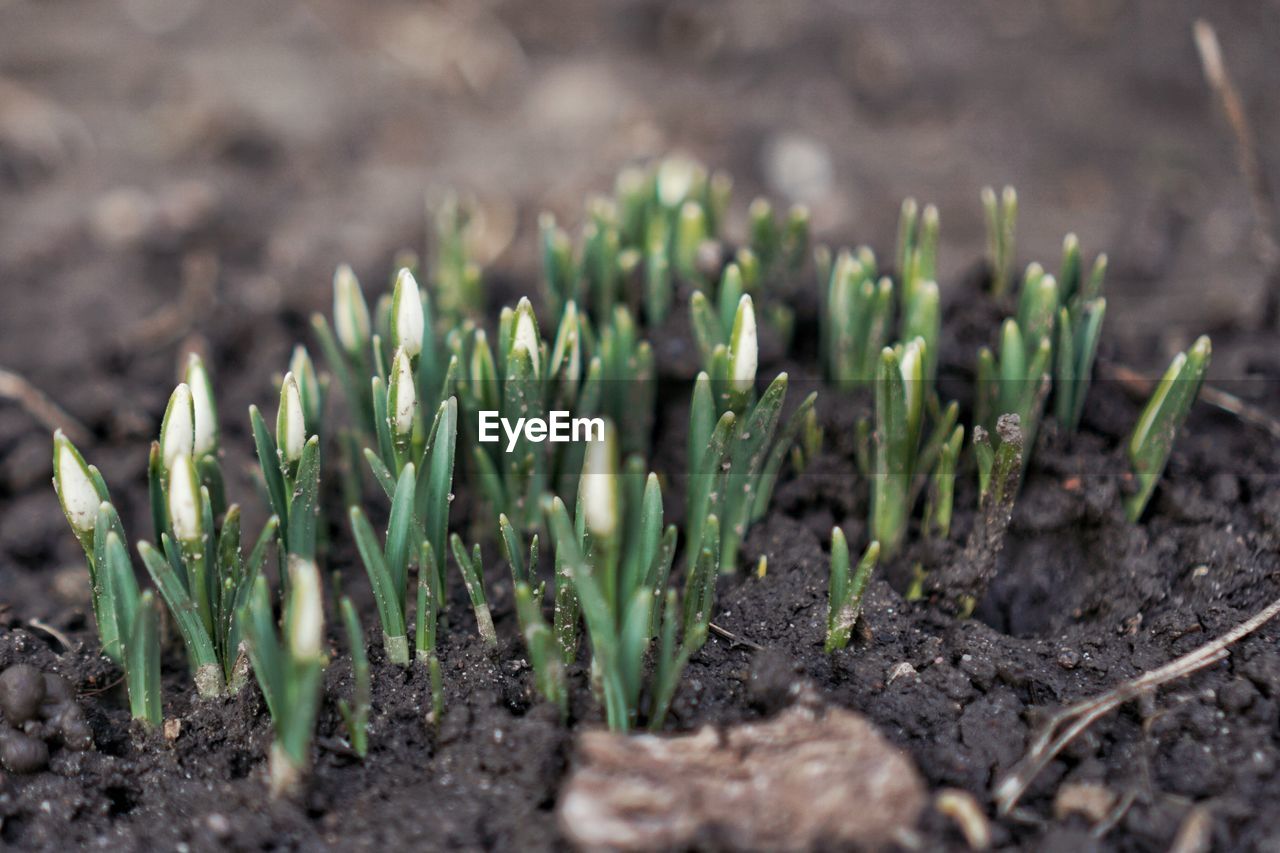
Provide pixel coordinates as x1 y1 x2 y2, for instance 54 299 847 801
994 593 1280 815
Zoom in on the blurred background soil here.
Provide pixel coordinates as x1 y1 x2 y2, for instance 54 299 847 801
0 0 1278 622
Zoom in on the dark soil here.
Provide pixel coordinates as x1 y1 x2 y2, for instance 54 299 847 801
3 2 1280 851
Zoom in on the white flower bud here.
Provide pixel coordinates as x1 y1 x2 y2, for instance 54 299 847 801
287 556 324 661
657 157 696 208
168 453 202 543
512 299 541 377
333 264 371 354
392 268 424 357
160 383 195 471
289 345 321 428
900 338 925 431
729 294 758 393
185 354 218 457
53 433 100 533
277 373 307 463
580 424 618 538
390 347 417 437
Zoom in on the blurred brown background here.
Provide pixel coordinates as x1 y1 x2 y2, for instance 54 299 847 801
0 0 1278 612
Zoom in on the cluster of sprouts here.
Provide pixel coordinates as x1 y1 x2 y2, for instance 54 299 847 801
51 158 1210 798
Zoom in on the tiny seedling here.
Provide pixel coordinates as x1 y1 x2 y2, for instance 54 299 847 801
826 529 879 653
1124 336 1211 521
337 596 371 758
688 294 812 571
546 424 697 731
982 185 1018 298
450 534 497 648
238 557 327 798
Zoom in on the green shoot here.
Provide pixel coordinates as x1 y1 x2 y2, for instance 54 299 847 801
126 591 163 727
450 534 497 648
982 185 1018 298
1054 238 1108 432
546 422 691 731
350 498 411 665
1124 337 1211 521
337 596 370 758
823 250 893 383
52 431 122 661
514 581 566 717
924 426 965 540
431 194 484 319
871 340 925 559
826 530 879 653
238 558 327 799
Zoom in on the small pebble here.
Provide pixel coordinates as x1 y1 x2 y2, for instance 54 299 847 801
1057 649 1081 670
206 813 232 838
0 665 47 724
1218 678 1257 714
0 730 50 774
41 674 75 706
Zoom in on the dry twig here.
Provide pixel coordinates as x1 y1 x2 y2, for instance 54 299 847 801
0 367 91 444
1193 19 1280 326
1102 360 1280 441
994 593 1280 815
708 622 764 651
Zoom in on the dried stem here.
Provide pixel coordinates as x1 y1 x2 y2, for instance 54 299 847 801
0 367 91 444
1102 360 1280 441
1193 19 1280 326
994 593 1280 815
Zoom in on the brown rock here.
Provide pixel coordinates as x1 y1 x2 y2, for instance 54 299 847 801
558 703 925 851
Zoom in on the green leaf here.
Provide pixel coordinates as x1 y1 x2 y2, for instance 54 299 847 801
350 507 408 664
250 405 289 538
287 437 321 560
450 535 496 648
338 596 370 757
751 391 818 522
384 462 417 610
1125 336 1211 521
100 527 138 664
416 540 438 661
139 540 222 696
127 591 163 726
423 398 457 598
238 576 281 716
720 374 786 571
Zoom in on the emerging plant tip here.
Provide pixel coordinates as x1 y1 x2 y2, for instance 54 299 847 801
390 348 417 437
277 372 307 463
333 264 371 354
160 383 195 470
53 432 99 533
167 453 202 543
287 557 325 662
513 298 541 377
657 156 696 208
185 354 218 457
580 423 618 537
392 268 425 357
899 338 925 429
729 294 758 392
